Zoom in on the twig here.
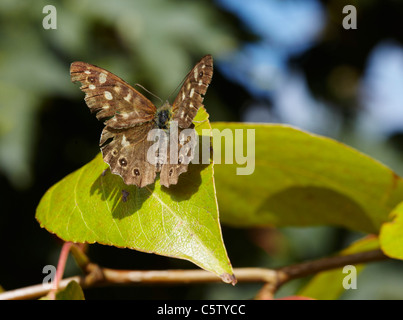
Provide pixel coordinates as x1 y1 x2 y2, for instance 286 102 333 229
254 248 387 299
277 248 387 284
0 249 388 300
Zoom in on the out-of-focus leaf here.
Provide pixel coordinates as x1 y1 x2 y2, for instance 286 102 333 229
276 295 315 300
0 17 74 188
0 84 38 188
379 201 403 260
296 235 379 300
67 0 238 96
40 281 85 300
55 281 85 300
212 123 403 233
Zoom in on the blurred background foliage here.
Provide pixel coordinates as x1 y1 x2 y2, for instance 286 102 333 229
1 0 403 299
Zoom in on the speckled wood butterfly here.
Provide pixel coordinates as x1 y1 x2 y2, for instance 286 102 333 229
70 55 213 188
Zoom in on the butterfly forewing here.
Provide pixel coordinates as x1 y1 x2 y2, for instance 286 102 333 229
70 62 156 128
172 55 213 129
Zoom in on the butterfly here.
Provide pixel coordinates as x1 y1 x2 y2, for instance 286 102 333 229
70 55 213 188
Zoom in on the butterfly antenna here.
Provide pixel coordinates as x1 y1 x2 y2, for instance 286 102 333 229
166 69 192 101
134 83 163 103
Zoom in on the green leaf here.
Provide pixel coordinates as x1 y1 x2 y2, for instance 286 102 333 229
55 281 85 300
40 281 85 300
212 123 403 233
36 108 235 284
379 201 403 260
297 236 379 300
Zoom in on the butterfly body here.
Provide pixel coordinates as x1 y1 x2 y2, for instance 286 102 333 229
155 102 173 130
71 55 213 188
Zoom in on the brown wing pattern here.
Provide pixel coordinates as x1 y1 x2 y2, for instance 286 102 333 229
161 56 213 186
70 62 156 129
159 127 197 187
172 55 213 129
100 121 158 188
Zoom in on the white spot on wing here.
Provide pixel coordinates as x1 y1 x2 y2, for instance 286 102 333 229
189 88 194 97
194 67 198 80
89 84 96 90
104 91 113 100
99 72 107 84
84 70 91 74
121 135 130 147
124 92 132 102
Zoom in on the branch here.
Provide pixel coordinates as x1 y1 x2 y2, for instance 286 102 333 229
0 249 388 300
255 248 388 299
278 248 387 283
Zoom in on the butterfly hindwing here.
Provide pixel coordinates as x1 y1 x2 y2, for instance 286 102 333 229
100 121 158 188
159 127 197 187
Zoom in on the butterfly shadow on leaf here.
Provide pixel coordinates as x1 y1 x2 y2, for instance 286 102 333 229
89 168 155 220
161 162 210 202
